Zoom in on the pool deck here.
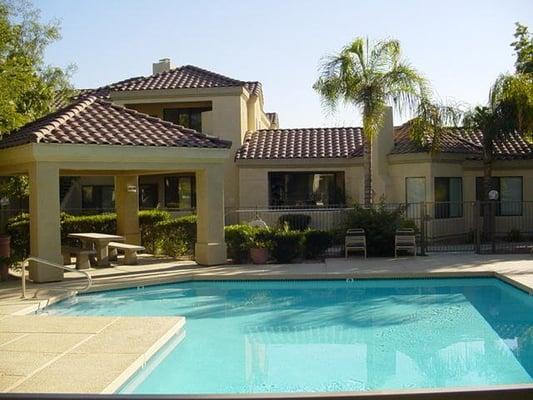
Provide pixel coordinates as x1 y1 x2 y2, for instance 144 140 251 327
0 253 532 393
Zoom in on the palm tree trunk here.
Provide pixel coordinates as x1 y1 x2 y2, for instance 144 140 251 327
363 135 372 206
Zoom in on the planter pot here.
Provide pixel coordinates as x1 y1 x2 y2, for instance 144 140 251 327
250 248 269 265
0 235 10 258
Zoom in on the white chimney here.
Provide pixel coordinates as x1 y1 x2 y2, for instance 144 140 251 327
152 58 173 74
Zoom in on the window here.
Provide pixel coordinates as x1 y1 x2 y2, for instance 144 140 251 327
139 184 158 209
165 176 196 209
269 172 345 207
163 108 209 132
82 185 114 211
434 177 463 218
476 176 523 216
405 177 426 218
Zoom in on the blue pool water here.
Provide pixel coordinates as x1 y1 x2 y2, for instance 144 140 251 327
46 278 533 394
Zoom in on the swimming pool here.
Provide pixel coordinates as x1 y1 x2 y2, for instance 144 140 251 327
46 278 533 394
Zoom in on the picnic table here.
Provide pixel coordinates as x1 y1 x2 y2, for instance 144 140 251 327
68 233 124 267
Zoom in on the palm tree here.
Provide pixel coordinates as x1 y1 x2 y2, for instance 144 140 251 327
461 74 532 240
313 38 428 205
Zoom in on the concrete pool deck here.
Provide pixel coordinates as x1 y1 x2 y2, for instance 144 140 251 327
0 253 532 394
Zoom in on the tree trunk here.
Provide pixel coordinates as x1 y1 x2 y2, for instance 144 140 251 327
363 135 372 206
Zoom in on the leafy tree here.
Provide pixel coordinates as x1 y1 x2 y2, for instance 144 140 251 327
0 0 74 201
314 38 428 205
511 22 533 74
461 24 533 239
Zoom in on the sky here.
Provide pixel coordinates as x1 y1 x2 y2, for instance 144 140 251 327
34 0 532 128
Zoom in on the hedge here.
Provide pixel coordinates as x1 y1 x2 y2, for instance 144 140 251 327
303 230 333 259
5 210 197 262
224 224 256 263
154 215 197 257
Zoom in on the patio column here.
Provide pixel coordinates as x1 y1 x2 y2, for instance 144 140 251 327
195 165 227 265
115 175 141 244
28 162 63 282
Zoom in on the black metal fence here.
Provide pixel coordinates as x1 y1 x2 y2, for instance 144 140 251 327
226 202 533 256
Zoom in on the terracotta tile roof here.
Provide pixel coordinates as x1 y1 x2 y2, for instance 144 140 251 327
235 127 363 160
52 65 262 110
104 65 262 95
0 96 231 150
236 123 533 162
391 123 533 160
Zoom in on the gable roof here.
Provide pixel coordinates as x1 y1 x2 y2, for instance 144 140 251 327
0 96 231 150
235 127 364 160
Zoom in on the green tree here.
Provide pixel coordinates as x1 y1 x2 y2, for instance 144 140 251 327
460 24 533 240
0 0 74 201
511 22 533 74
313 38 428 205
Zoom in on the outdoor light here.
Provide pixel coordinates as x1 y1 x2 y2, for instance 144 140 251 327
127 185 137 193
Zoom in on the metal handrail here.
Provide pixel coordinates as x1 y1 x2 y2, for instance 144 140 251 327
21 257 92 299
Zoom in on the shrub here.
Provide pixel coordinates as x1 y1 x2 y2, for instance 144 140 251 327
139 209 171 253
61 213 117 246
154 215 197 258
341 204 417 256
224 224 256 263
278 214 311 230
5 219 30 262
269 229 304 263
303 230 333 259
4 211 197 261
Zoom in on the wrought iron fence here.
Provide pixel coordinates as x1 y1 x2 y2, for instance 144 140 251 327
226 201 533 256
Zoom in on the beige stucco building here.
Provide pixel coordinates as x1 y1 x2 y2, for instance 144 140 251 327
48 59 531 220
2 59 532 278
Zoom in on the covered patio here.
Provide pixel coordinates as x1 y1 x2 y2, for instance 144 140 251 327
0 96 231 282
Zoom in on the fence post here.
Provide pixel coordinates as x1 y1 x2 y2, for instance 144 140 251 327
474 201 481 254
419 203 427 256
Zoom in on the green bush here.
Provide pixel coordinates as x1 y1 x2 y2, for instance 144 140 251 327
278 214 311 230
303 230 333 259
5 211 198 261
269 229 304 263
341 204 417 256
224 224 256 263
61 213 117 246
154 215 197 258
5 219 30 262
139 209 171 253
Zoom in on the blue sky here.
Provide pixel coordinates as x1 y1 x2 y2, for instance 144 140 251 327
35 0 532 128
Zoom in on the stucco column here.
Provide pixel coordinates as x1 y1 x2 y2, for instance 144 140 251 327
195 166 227 265
115 175 141 244
28 162 63 282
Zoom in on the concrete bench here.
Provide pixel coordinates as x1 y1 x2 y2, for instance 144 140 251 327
108 242 145 265
61 246 96 270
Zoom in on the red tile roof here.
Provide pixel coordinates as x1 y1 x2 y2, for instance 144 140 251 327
0 96 231 150
52 65 262 110
235 127 364 160
391 123 533 160
236 124 533 161
104 65 261 95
